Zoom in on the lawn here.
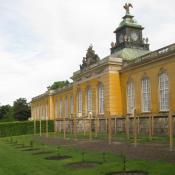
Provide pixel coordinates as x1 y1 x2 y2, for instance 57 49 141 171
0 135 175 175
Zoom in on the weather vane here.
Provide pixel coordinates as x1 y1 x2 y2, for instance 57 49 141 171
123 3 133 15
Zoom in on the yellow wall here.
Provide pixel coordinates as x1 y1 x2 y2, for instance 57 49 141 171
31 54 175 120
121 55 175 115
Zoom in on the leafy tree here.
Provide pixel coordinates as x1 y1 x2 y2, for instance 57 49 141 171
13 98 31 121
0 105 12 120
49 80 70 90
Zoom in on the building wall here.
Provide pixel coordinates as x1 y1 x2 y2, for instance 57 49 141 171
121 54 175 115
31 54 175 123
31 66 123 120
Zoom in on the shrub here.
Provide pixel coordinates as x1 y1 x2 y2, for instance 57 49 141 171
0 120 54 137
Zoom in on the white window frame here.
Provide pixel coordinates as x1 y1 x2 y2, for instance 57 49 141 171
55 99 58 118
70 96 74 114
65 97 68 118
59 99 62 117
127 80 135 114
159 72 169 112
141 77 151 113
77 90 82 114
87 88 92 113
45 104 48 119
98 84 104 114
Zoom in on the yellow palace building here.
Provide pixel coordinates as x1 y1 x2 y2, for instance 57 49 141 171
31 4 175 136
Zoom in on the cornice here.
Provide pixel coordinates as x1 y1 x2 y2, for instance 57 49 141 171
121 43 175 72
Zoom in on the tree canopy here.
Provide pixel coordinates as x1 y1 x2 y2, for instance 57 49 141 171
13 98 31 121
0 98 31 122
49 80 70 90
0 105 12 120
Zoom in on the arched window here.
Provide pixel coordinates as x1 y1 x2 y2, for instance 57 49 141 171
45 104 48 119
70 96 74 114
77 90 82 113
141 77 151 112
159 72 169 111
59 99 62 117
55 99 58 118
87 88 92 112
65 96 68 117
127 80 135 114
98 84 104 114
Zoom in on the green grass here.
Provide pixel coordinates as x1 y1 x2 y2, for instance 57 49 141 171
0 135 175 175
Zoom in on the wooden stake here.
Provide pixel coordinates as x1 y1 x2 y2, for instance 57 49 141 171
149 114 152 141
108 112 112 144
54 118 57 137
39 117 42 136
95 116 98 137
83 118 86 136
89 113 92 141
133 109 137 147
126 115 130 140
73 114 77 140
105 118 108 133
151 115 154 136
169 111 173 151
33 117 36 135
46 118 48 138
114 117 117 134
137 115 140 135
63 118 66 139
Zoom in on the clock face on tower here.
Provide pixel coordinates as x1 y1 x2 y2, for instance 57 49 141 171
131 32 139 41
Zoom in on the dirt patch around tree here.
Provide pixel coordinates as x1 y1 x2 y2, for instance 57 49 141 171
32 151 53 155
45 155 72 160
106 171 148 175
65 161 102 169
22 148 40 152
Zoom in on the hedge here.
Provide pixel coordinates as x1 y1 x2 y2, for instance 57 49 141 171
0 120 54 137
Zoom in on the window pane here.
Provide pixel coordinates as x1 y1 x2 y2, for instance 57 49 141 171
159 73 169 111
98 84 104 114
141 78 151 112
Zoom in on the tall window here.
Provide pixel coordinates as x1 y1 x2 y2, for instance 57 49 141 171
55 99 58 118
141 77 151 112
77 90 82 113
70 96 74 114
98 84 104 114
127 80 135 114
59 99 62 117
65 97 68 118
87 88 92 112
159 72 169 111
45 104 48 119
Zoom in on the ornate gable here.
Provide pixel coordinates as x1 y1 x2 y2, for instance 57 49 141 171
80 45 100 71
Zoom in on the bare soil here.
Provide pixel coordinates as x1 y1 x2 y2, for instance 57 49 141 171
45 155 72 160
22 148 40 152
32 151 53 155
33 136 175 163
106 171 148 175
65 161 101 169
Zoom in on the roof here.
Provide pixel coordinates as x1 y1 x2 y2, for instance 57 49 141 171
122 43 175 70
111 47 150 60
115 14 143 33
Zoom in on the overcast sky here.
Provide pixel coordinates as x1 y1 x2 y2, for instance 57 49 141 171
0 0 175 105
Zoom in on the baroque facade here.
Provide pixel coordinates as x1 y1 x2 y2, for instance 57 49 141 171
31 4 175 135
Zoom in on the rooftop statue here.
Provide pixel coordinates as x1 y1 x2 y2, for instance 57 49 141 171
80 45 100 70
123 3 133 15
